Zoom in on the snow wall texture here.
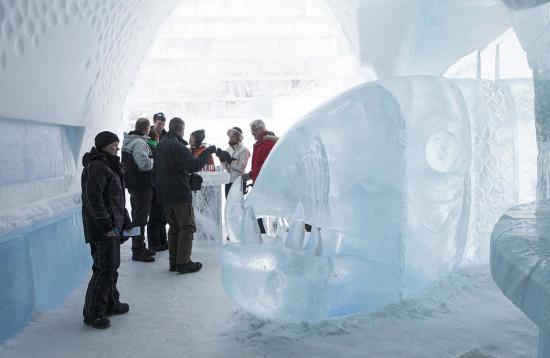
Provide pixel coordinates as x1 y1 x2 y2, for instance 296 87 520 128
0 0 541 338
0 0 179 341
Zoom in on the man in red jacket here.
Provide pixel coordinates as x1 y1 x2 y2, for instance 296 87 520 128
243 119 277 184
243 119 278 233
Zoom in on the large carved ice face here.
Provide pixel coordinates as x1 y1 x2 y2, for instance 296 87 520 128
221 76 518 322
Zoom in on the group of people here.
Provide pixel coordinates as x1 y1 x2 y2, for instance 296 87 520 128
80 114 277 329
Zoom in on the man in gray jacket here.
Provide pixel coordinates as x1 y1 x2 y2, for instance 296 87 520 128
121 118 156 262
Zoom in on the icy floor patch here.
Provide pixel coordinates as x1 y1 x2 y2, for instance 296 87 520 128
0 245 537 358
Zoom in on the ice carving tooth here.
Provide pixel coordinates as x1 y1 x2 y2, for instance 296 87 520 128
305 227 323 256
240 205 262 245
285 219 305 250
224 176 244 242
285 203 305 250
273 217 289 243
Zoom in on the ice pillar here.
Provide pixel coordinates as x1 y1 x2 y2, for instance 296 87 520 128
534 71 550 199
504 2 550 199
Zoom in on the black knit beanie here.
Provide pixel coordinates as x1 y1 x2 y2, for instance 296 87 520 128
191 129 205 145
95 131 120 150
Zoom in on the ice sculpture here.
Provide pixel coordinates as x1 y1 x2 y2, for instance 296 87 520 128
491 200 550 358
221 76 521 322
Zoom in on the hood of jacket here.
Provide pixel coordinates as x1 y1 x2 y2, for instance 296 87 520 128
122 131 148 149
263 135 278 143
82 146 122 174
82 146 107 167
122 131 149 147
165 131 188 145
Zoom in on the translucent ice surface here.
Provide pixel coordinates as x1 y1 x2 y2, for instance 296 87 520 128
221 76 527 322
491 200 550 358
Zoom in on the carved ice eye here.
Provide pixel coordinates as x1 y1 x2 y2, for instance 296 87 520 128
425 130 460 173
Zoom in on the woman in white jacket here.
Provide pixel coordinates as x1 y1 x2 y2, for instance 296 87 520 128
223 127 250 197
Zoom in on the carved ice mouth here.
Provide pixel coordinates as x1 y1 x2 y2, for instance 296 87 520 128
223 177 332 322
221 76 520 322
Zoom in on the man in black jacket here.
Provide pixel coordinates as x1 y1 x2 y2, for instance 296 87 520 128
154 117 216 273
152 112 168 141
122 118 156 262
148 112 169 252
81 131 131 329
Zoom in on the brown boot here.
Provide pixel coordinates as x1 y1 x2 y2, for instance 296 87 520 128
132 250 155 262
176 261 202 274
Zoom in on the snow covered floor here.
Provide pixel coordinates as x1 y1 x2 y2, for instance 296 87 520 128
0 244 538 358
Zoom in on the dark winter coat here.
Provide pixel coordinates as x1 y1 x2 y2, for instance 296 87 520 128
151 126 168 141
153 132 212 204
81 147 131 243
121 131 153 190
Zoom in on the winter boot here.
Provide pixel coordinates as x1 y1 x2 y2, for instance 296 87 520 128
106 302 130 316
144 247 156 256
132 250 155 262
176 261 203 274
150 244 168 252
83 316 111 329
132 229 154 262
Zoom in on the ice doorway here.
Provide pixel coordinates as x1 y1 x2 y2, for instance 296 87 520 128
123 0 364 149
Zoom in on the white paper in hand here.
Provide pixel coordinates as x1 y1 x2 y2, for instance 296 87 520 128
122 227 140 237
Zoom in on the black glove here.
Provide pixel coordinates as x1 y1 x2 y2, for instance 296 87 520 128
216 149 234 163
205 145 217 155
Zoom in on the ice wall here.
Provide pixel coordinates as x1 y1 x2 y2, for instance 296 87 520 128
222 76 526 321
501 1 550 200
326 0 512 78
0 0 179 342
501 0 550 10
0 0 179 219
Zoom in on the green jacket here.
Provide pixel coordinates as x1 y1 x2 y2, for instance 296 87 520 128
147 139 158 150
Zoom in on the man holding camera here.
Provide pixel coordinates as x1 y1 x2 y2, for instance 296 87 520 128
154 117 217 274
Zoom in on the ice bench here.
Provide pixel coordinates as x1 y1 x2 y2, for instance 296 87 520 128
491 200 550 358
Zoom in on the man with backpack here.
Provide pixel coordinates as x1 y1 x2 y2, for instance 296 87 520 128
122 118 157 262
